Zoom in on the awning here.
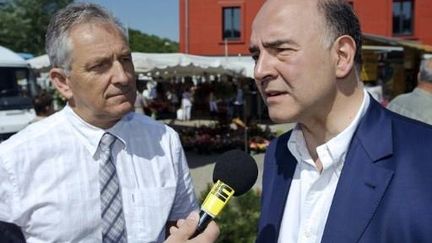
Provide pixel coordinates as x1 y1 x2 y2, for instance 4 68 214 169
363 33 432 52
362 45 403 52
28 53 256 78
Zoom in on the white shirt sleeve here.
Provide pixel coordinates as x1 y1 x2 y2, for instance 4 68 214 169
168 132 199 221
0 159 17 223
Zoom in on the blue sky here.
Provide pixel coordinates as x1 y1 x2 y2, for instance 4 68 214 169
79 0 179 42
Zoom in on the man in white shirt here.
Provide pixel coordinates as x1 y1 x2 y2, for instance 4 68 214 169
0 3 218 242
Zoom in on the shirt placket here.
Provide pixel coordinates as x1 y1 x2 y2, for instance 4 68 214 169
298 160 320 243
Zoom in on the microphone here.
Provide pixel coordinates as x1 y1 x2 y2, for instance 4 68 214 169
194 149 258 235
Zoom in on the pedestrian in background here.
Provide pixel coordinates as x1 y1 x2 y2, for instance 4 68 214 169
387 57 432 125
180 86 193 121
31 90 55 123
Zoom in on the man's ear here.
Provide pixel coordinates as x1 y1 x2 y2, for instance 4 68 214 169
333 35 356 78
49 68 73 100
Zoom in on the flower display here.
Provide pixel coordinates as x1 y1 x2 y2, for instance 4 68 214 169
171 121 275 154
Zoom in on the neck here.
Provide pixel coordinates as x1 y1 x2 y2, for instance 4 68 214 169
300 80 364 161
69 105 120 129
417 81 432 93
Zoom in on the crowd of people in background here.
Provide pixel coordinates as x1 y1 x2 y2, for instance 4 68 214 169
29 74 258 127
132 76 256 122
30 55 432 128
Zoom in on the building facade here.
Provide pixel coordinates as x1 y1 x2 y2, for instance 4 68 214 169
179 0 265 56
351 0 432 45
179 0 432 56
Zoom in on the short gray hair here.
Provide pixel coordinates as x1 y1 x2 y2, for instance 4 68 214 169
45 3 127 73
419 58 432 83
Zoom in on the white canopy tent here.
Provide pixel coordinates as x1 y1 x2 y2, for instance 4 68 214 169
0 45 29 67
26 54 50 71
27 52 255 78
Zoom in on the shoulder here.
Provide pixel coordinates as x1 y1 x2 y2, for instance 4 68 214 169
125 113 179 138
387 92 415 109
0 111 66 155
386 107 432 132
0 111 69 173
377 108 432 162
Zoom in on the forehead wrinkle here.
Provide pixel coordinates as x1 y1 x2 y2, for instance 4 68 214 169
69 24 129 70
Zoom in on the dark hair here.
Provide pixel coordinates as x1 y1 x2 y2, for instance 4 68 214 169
33 91 53 115
318 0 362 68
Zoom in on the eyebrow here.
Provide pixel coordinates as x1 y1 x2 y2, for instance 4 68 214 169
262 39 298 49
87 55 110 64
87 49 131 64
249 39 299 54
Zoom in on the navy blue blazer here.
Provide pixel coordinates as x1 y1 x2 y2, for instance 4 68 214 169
257 98 432 243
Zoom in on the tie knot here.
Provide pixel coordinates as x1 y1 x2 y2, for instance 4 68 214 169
100 132 116 151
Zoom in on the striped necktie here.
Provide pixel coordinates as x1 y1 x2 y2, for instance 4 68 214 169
99 132 127 242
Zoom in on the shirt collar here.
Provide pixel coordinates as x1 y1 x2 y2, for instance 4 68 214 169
321 89 370 168
288 89 370 171
63 105 132 157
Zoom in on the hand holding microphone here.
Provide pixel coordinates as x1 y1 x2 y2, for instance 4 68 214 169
166 149 258 242
165 212 219 243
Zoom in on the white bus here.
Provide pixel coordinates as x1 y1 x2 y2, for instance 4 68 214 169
0 45 36 142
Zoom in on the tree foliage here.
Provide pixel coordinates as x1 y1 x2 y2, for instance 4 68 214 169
0 0 73 55
128 28 178 53
0 1 178 56
200 184 261 243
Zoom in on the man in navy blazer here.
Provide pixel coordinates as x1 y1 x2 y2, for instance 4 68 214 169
249 0 432 242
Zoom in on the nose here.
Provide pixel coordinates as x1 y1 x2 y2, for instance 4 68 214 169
111 60 130 85
254 51 277 84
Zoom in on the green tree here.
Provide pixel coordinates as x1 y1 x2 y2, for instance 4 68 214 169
200 184 261 243
0 1 178 55
0 0 72 55
129 28 178 53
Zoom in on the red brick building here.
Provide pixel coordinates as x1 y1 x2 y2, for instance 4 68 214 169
179 0 432 56
351 0 432 45
179 0 265 56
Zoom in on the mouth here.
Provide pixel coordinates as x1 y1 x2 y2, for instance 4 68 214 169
263 90 289 104
107 93 126 99
265 90 288 98
107 89 131 98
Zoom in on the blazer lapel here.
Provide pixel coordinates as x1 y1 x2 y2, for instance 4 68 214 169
321 99 395 243
270 153 296 239
261 132 297 243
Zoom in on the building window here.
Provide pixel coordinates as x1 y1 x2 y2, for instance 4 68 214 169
222 7 241 40
392 0 414 35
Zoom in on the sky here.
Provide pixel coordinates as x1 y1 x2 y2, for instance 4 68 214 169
79 0 179 42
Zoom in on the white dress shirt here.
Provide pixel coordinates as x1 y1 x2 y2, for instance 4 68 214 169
278 90 370 243
0 105 198 243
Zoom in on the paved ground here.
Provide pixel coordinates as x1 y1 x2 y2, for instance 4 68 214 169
161 119 294 196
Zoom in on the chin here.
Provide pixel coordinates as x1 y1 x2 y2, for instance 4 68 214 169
268 109 296 124
111 102 134 117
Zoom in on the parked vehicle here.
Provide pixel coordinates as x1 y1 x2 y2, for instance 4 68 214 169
0 45 36 141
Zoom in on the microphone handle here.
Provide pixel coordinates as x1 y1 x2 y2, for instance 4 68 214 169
190 210 213 238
